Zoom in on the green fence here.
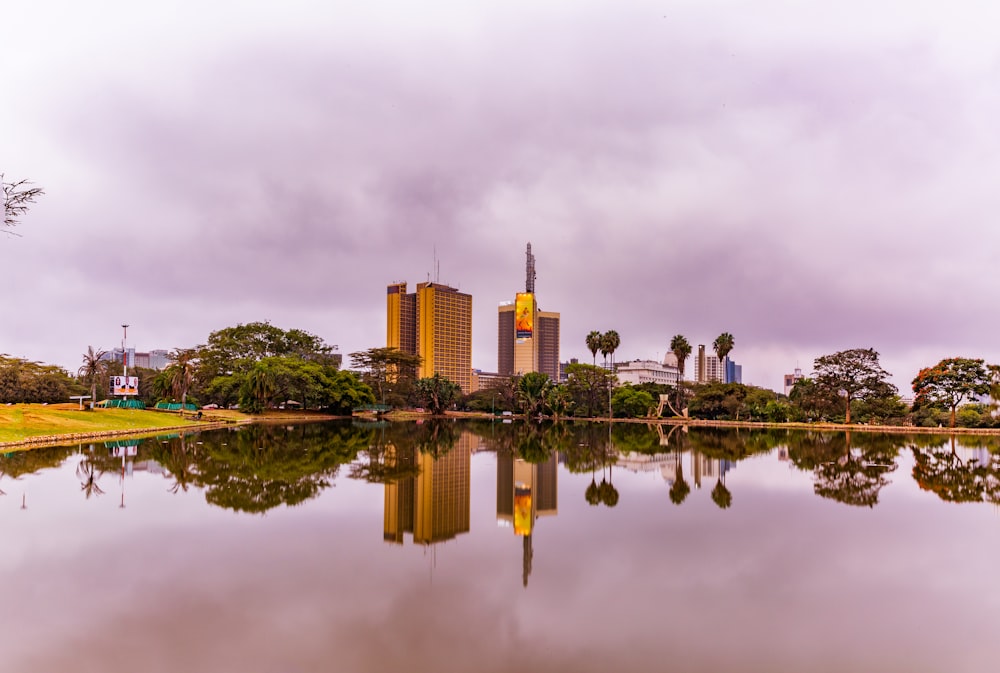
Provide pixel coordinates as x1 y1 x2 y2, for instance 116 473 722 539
100 399 147 409
154 402 197 412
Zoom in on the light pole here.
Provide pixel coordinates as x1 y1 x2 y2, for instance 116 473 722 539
121 323 130 405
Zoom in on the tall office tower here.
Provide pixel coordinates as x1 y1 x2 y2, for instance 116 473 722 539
696 345 726 383
497 243 561 380
386 281 417 356
387 280 472 393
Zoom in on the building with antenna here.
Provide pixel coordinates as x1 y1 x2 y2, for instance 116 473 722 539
498 243 561 380
387 279 473 393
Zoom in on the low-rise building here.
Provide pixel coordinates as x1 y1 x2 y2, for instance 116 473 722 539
615 359 680 387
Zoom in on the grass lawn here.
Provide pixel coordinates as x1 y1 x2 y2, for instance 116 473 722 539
0 403 202 443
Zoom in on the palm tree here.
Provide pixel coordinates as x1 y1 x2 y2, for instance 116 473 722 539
669 335 692 380
585 331 602 366
713 332 735 383
78 346 107 410
601 330 620 420
166 348 198 410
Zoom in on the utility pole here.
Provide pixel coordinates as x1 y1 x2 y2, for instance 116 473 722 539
121 323 129 403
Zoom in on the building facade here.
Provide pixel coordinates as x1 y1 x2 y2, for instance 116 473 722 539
387 280 473 393
497 244 561 381
616 359 680 387
784 367 804 396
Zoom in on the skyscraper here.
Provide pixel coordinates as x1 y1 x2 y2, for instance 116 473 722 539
498 243 560 380
387 280 473 393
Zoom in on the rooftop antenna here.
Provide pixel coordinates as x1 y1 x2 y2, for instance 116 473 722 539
525 242 536 293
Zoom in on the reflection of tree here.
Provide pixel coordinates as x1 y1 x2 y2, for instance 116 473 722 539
149 434 199 494
790 432 902 508
912 436 1000 504
350 421 461 483
711 478 732 509
669 461 690 505
688 428 784 461
0 445 75 480
76 455 105 499
190 423 363 514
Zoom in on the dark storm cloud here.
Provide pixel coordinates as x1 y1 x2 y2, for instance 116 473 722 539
3 0 1000 386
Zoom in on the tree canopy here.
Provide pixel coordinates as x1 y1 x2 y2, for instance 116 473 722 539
912 357 992 428
813 348 896 424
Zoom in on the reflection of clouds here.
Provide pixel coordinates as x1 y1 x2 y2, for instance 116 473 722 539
2 441 1000 671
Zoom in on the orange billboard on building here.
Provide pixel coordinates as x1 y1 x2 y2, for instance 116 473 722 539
514 485 533 536
515 292 534 341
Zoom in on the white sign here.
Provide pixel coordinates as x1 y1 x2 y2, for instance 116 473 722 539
110 376 139 396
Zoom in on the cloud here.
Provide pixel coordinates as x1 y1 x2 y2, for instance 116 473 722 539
3 0 1000 389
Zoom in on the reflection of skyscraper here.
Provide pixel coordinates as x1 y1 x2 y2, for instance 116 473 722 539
496 451 559 586
383 432 474 545
691 452 734 489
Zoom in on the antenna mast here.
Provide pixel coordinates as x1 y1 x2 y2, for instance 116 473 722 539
525 242 536 293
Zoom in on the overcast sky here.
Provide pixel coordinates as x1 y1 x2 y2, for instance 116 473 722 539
3 0 1000 392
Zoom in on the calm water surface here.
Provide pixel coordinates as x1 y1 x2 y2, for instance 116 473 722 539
1 421 998 673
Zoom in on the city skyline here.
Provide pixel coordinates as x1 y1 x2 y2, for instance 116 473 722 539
5 0 1000 392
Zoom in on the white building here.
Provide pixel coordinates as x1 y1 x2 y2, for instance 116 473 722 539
615 359 680 387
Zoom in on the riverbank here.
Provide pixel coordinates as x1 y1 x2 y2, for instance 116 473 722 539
0 404 342 451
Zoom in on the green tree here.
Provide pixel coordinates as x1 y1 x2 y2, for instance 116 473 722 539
78 346 107 410
669 334 692 380
349 346 422 408
517 372 553 418
813 348 896 424
565 363 612 417
912 357 991 428
586 331 602 367
239 363 276 414
164 348 198 410
713 332 735 383
2 174 44 233
413 373 461 415
611 385 654 418
789 377 843 421
544 384 573 419
601 330 621 418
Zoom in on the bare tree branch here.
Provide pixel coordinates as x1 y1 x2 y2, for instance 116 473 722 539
2 173 45 234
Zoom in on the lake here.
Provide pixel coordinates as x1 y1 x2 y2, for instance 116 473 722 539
0 420 997 673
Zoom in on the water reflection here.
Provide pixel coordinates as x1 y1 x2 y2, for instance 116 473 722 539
911 435 1000 504
1 421 999 516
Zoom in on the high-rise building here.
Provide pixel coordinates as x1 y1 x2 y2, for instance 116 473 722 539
695 346 740 384
497 243 560 381
387 280 472 393
784 367 804 395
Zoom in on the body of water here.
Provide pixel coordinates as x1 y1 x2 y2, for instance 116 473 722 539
0 421 997 672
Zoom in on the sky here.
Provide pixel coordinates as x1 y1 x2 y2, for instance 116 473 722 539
4 0 1000 392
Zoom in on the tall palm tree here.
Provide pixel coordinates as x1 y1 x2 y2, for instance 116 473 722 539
669 334 692 380
713 332 735 383
601 330 620 420
78 346 107 410
585 331 602 366
166 348 198 410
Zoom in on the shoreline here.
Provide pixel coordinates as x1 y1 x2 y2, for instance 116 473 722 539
2 412 995 452
0 411 347 452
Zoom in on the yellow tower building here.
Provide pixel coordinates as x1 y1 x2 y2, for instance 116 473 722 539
386 280 472 393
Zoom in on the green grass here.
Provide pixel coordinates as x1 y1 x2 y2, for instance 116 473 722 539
0 404 201 443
